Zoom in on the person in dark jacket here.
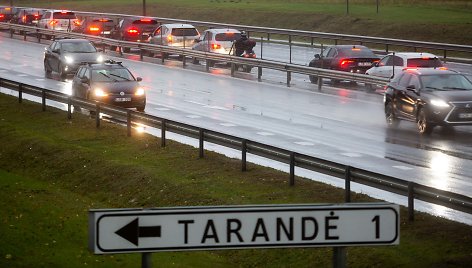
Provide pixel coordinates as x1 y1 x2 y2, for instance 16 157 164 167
234 31 256 56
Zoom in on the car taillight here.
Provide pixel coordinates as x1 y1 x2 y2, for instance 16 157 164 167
140 18 151 22
167 35 173 42
127 28 139 35
22 15 27 22
211 43 221 50
89 26 100 32
339 59 354 67
49 20 58 25
34 14 40 18
0 14 5 19
438 67 448 70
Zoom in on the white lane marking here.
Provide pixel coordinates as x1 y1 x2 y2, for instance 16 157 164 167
341 152 362 157
56 83 64 86
294 141 315 146
393 166 413 171
155 107 171 111
204 105 229 110
17 74 28 77
35 79 45 81
257 132 274 136
185 100 206 106
220 123 237 127
186 114 201 119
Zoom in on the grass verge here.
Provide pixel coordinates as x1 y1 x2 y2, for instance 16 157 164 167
0 93 471 267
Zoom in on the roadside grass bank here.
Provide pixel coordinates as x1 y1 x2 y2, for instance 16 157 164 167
19 0 472 45
0 93 471 267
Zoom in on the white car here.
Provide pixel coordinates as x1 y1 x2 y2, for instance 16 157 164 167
148 23 200 58
191 28 241 65
366 52 443 79
37 10 80 32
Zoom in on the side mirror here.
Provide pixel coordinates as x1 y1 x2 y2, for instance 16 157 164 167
195 38 201 43
373 62 379 67
136 77 142 82
406 85 419 94
52 49 60 54
80 77 89 84
314 54 320 59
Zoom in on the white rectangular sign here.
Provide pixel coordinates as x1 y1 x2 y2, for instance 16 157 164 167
89 203 399 254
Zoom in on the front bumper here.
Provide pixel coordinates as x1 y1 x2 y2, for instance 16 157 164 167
427 101 472 126
91 94 146 109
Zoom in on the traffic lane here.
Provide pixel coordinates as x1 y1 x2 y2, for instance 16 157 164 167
1 36 471 197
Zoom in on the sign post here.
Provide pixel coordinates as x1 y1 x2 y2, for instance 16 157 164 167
89 204 399 266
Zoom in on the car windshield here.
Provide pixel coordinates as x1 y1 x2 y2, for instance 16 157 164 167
338 47 377 58
421 74 472 91
53 12 76 19
171 28 198 36
91 68 134 82
215 32 241 42
407 58 443 68
62 42 97 53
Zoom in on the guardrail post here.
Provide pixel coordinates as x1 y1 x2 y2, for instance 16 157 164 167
443 50 447 60
345 166 351 203
335 39 338 45
260 36 263 59
182 53 186 67
286 71 291 87
408 182 415 222
288 35 292 64
67 97 72 120
311 37 314 46
36 29 41 43
161 119 166 147
9 28 13 38
127 110 132 137
258 67 262 82
23 31 27 41
42 89 46 111
267 33 270 41
140 48 144 61
18 84 23 103
385 44 389 53
95 103 100 128
241 139 247 172
206 59 210 72
142 252 151 268
289 152 295 186
199 128 204 158
231 63 235 77
413 47 417 52
317 76 323 91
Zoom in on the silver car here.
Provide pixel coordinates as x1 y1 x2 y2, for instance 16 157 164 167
191 28 241 65
148 23 200 58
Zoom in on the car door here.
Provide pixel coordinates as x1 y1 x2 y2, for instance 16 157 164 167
44 41 58 71
369 55 392 78
311 47 331 68
150 26 162 44
395 73 418 120
324 47 337 69
192 32 205 51
72 66 86 97
38 11 50 28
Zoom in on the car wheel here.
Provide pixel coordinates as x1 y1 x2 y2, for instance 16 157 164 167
110 45 117 51
192 57 199 64
136 106 145 112
309 75 318 84
207 60 215 68
160 52 168 59
385 102 399 128
417 108 434 135
243 65 252 73
147 51 154 57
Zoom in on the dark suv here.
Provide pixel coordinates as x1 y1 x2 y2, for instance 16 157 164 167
73 17 116 37
72 60 146 112
110 17 158 52
384 68 472 134
308 45 380 84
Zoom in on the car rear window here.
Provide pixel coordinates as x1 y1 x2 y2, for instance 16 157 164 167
53 12 76 19
132 19 157 25
407 58 443 68
339 47 377 58
171 28 198 36
215 32 241 42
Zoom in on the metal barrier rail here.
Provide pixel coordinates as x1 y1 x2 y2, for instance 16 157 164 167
0 22 390 88
1 76 471 220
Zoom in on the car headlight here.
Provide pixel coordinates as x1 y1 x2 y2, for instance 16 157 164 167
94 88 108 97
430 99 449 108
135 87 145 96
64 56 74 64
97 55 104 63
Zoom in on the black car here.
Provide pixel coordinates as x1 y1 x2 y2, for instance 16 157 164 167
308 45 380 84
44 39 104 79
384 68 472 134
10 8 45 26
0 6 17 22
73 17 116 37
72 60 146 112
109 17 158 52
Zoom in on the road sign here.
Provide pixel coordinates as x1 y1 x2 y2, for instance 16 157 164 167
89 203 399 254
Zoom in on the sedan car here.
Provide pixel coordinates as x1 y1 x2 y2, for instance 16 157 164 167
191 28 241 66
109 17 158 52
384 68 472 134
73 17 116 37
366 52 443 79
308 45 380 84
148 23 200 58
44 39 104 79
72 60 146 111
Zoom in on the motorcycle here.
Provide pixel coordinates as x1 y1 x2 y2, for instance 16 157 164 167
231 39 257 73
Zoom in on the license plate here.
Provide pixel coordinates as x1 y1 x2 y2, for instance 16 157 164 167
358 62 372 67
103 31 110 35
115 97 131 102
458 113 472 119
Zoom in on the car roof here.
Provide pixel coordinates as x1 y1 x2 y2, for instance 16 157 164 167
387 52 439 58
55 38 91 43
330 45 370 50
402 68 459 76
88 61 127 69
204 28 240 34
162 23 196 28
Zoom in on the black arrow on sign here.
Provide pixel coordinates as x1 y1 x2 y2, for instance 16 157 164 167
115 217 161 246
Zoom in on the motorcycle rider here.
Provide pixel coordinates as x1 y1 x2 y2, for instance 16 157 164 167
233 31 256 57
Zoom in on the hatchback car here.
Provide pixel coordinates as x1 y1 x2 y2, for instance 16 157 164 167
44 39 104 79
148 23 200 58
366 52 443 79
191 28 241 65
37 10 80 32
10 8 45 26
384 68 472 134
308 45 380 84
73 17 116 37
110 17 158 52
72 60 146 112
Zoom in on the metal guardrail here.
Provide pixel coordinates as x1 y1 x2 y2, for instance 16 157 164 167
1 76 471 221
0 22 390 88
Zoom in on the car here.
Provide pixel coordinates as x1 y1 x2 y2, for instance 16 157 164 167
148 23 200 58
73 17 116 37
191 28 241 65
71 60 146 112
10 8 45 27
384 68 472 134
0 6 18 22
37 10 80 32
308 45 380 84
366 52 443 79
44 38 104 79
109 17 158 53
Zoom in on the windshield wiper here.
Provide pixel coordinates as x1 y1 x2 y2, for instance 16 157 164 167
109 73 131 81
443 87 469 90
424 86 441 91
98 71 117 82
